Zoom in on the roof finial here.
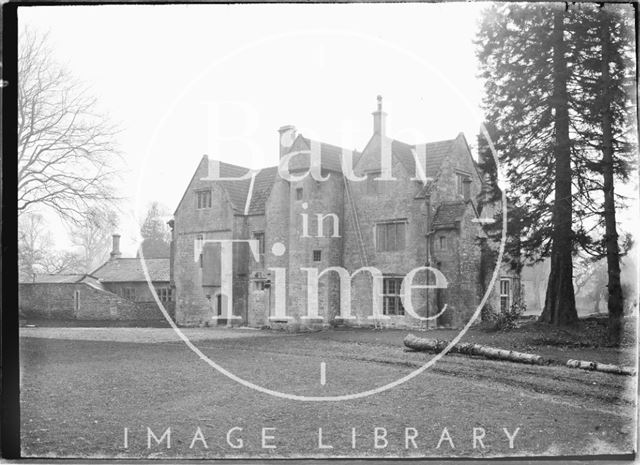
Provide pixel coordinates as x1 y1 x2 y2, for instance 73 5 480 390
377 95 383 111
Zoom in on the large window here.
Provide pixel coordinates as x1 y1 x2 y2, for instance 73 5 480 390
376 221 406 252
121 287 136 301
196 190 212 209
383 277 405 316
500 278 511 313
156 287 172 302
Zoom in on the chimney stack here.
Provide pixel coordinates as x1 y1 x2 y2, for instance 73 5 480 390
110 234 122 260
372 95 387 136
278 125 297 158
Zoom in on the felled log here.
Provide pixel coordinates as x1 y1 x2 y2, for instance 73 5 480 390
566 359 636 376
403 334 548 365
403 334 636 375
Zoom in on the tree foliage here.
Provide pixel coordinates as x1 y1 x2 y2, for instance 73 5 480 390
139 202 171 259
476 4 635 330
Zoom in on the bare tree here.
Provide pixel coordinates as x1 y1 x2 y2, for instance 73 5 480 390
18 28 121 225
69 207 119 273
18 213 49 281
19 213 82 281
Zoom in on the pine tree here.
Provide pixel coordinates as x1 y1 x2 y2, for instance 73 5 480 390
569 5 635 344
477 3 635 331
476 4 579 325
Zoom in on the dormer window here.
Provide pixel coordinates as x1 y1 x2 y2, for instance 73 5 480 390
196 190 212 209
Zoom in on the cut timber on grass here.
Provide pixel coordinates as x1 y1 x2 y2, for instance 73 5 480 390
403 334 548 366
567 359 636 376
403 334 636 376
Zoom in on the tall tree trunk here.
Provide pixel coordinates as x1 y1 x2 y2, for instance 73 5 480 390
540 8 578 326
600 13 624 345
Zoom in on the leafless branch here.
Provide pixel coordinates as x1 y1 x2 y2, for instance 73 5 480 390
18 27 123 226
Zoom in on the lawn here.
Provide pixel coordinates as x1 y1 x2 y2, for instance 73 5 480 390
19 323 636 459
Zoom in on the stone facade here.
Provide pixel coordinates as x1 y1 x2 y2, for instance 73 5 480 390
171 99 521 329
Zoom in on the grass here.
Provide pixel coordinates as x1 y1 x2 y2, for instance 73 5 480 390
19 323 636 459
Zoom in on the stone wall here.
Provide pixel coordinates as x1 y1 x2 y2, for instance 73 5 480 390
19 283 172 321
172 155 238 326
103 281 171 304
342 136 431 327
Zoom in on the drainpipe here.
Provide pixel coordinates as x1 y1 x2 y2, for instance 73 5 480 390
425 195 432 324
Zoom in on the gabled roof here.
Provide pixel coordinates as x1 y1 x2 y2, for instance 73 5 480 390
176 157 278 217
91 258 170 283
246 166 279 215
358 134 457 182
212 161 252 214
216 163 279 215
286 135 360 173
432 201 471 229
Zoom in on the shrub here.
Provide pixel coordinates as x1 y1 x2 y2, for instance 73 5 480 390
493 301 526 331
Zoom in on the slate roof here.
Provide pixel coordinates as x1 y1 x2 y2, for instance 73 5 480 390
288 136 360 173
358 135 456 188
28 274 86 284
202 161 279 216
247 167 279 215
23 274 106 291
408 139 457 198
91 258 170 283
211 137 357 216
185 133 464 217
215 162 252 213
432 201 470 228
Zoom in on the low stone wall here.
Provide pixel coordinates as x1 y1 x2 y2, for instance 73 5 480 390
19 283 174 321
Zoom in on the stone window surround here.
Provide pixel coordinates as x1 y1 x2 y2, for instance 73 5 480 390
374 219 408 252
155 287 173 302
454 170 472 197
500 278 511 313
195 189 212 209
121 287 136 301
382 275 405 316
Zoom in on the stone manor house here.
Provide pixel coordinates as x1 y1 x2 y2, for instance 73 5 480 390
170 98 520 328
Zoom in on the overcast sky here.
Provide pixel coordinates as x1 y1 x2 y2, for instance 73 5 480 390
19 3 638 257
